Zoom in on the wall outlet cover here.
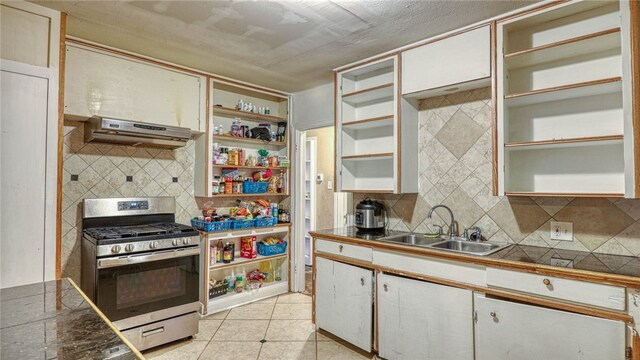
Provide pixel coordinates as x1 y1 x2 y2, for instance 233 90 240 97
327 180 333 190
550 221 573 241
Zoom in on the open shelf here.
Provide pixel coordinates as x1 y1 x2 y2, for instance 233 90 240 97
506 192 624 198
342 153 394 161
504 77 622 107
212 106 287 124
212 164 288 171
342 83 394 106
212 135 286 148
505 135 623 150
505 28 621 69
207 280 288 313
209 193 289 198
201 224 290 236
210 253 287 271
342 115 394 130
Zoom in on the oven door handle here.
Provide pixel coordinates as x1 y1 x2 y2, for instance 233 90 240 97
97 247 200 269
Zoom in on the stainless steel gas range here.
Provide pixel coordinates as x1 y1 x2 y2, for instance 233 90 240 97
81 197 201 351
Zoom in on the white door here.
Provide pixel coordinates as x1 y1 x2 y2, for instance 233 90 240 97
475 294 626 360
315 257 373 351
378 273 474 360
1 70 50 287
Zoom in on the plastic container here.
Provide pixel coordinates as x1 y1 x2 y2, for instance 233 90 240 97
243 181 268 194
254 217 277 228
257 241 288 256
191 218 231 232
232 219 254 230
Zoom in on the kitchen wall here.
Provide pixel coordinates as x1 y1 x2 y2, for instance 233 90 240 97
307 126 335 231
61 120 200 282
354 88 640 257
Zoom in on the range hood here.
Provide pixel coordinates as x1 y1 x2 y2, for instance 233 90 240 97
84 116 191 149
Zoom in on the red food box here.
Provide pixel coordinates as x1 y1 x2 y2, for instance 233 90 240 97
240 236 257 259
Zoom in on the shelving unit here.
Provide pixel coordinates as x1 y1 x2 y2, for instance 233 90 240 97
495 0 638 197
212 134 286 148
335 55 418 193
201 225 290 315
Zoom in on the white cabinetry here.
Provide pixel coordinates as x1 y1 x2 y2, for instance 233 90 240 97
475 294 626 360
315 257 373 351
335 55 418 193
0 1 61 288
402 25 491 98
377 273 474 360
65 43 206 132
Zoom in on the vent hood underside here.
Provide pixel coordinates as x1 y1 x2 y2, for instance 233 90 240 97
84 116 192 149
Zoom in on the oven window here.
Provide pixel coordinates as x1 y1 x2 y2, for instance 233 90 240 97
96 252 199 322
117 267 186 309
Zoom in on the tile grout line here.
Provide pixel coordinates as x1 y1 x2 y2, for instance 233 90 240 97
196 308 231 360
255 296 280 359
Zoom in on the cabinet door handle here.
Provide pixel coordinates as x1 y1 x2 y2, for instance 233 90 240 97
360 277 365 286
339 245 344 252
543 278 551 286
383 284 388 292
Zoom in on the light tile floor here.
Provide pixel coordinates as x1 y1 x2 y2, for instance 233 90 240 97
144 293 377 360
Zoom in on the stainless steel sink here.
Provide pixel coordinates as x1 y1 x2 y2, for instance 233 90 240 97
427 239 510 256
379 233 445 247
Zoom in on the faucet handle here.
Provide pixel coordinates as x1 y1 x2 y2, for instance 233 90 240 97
432 224 444 236
464 227 482 241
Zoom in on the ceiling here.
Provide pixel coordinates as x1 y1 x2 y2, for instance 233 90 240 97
34 0 535 93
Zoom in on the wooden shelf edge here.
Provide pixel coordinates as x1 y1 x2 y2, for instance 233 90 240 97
211 135 286 147
208 193 290 198
341 152 394 160
342 115 394 127
505 77 622 100
505 135 624 148
209 253 288 271
212 106 288 123
341 189 394 194
200 223 291 235
504 27 621 59
212 164 289 170
505 192 625 198
342 83 394 98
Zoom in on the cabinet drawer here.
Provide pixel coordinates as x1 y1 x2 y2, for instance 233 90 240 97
315 239 372 262
486 267 625 311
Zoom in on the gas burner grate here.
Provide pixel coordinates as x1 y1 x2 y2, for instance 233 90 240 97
84 222 195 240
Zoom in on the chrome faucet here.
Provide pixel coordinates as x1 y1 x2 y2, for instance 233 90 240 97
427 205 458 239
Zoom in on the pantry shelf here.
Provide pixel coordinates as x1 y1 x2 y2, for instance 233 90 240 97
200 223 291 236
210 253 287 271
342 83 394 106
207 280 289 314
212 164 289 171
504 77 622 107
211 135 286 148
212 106 287 124
504 135 624 149
342 115 394 130
209 193 289 198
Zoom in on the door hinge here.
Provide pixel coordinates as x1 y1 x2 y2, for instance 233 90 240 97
295 144 299 152
473 310 478 323
626 347 632 360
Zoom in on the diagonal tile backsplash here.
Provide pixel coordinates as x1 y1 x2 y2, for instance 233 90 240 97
354 88 640 257
61 121 199 282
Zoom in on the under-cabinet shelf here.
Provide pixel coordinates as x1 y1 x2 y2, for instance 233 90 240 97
211 135 286 148
209 253 287 271
504 77 622 107
212 106 287 124
342 83 394 106
505 28 621 69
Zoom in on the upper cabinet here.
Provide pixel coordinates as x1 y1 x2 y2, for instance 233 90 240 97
335 55 418 194
64 43 207 132
495 0 640 198
402 25 491 98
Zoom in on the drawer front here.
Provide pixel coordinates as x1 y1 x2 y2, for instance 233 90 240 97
373 250 486 287
315 239 373 262
486 267 626 311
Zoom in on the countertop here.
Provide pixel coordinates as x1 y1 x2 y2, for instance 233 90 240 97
310 227 640 288
1 278 143 360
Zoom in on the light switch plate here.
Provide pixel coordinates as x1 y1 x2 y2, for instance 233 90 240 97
550 221 573 241
327 180 333 190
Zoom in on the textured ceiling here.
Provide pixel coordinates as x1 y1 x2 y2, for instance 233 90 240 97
34 0 535 92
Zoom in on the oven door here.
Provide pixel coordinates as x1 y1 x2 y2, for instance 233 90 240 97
95 247 200 323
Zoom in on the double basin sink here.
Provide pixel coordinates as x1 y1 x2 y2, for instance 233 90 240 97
378 233 510 256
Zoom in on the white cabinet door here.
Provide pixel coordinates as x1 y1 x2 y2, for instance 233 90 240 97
402 25 491 95
315 257 373 351
65 44 206 132
378 273 474 360
475 295 626 360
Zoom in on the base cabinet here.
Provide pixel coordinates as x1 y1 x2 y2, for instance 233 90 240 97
377 274 474 360
315 257 373 351
475 295 626 360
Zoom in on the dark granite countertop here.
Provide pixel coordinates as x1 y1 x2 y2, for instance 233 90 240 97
311 227 640 286
1 278 143 360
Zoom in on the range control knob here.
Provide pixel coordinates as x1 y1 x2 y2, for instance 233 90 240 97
182 238 191 245
111 245 121 254
172 239 180 246
124 244 135 252
149 241 159 249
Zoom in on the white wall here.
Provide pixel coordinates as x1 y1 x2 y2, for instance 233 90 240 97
292 82 334 130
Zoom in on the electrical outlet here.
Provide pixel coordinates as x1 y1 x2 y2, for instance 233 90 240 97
327 180 333 190
550 221 573 241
